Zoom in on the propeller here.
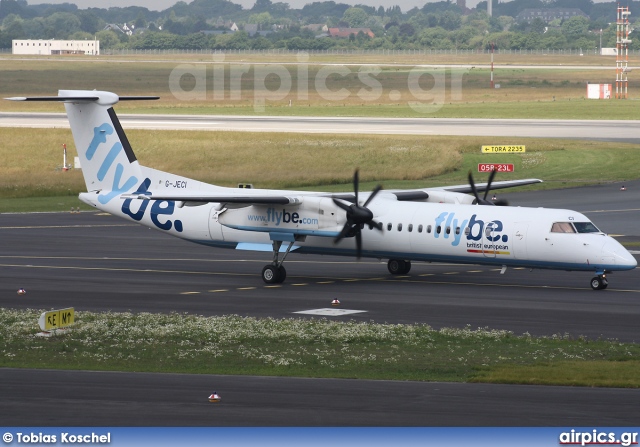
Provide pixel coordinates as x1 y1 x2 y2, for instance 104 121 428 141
468 170 509 206
333 170 383 258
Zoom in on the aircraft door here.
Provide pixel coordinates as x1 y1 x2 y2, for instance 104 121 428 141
512 222 529 259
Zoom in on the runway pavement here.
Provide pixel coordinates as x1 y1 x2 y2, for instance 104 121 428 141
2 112 640 142
2 368 639 426
1 182 639 426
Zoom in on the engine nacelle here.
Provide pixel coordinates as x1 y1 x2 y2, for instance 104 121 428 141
218 196 343 236
424 190 476 205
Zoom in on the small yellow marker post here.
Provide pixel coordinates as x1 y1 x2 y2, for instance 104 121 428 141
38 307 74 331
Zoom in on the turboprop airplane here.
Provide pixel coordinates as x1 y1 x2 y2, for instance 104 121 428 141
7 90 637 290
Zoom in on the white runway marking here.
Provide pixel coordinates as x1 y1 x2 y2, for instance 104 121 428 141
294 308 367 316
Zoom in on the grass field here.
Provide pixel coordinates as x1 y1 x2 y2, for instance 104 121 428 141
2 309 639 387
1 56 639 119
1 128 639 211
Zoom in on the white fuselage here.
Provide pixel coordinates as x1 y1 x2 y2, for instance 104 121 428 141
81 184 637 274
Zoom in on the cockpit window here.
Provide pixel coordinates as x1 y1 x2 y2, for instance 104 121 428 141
573 222 600 233
551 222 576 233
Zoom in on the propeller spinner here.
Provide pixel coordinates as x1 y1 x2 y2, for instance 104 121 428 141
333 170 383 258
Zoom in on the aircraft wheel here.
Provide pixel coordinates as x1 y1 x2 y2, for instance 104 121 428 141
277 265 287 283
388 259 409 275
262 265 280 284
590 276 608 290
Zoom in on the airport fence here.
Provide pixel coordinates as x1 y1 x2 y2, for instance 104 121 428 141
3 47 639 56
104 48 639 56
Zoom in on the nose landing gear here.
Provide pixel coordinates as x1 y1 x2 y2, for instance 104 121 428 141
590 275 608 290
388 259 412 275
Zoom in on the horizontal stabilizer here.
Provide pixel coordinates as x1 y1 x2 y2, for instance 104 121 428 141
6 96 100 102
5 94 159 105
118 96 161 101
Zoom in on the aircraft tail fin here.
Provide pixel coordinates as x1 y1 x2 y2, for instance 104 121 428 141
7 90 158 206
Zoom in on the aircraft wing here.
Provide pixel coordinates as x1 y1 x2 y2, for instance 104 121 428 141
121 190 430 204
121 178 541 205
437 178 542 193
120 192 300 205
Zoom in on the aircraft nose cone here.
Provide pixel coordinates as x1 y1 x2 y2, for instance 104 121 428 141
602 239 637 270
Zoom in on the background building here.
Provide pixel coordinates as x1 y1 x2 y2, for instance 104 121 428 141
12 40 100 55
516 8 588 23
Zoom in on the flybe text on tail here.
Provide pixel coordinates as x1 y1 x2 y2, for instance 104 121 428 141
87 122 138 205
121 179 184 232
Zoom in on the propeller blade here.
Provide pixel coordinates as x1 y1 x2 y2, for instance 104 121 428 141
334 169 382 258
363 184 383 207
332 197 352 212
483 169 497 201
334 221 353 243
468 171 480 204
353 169 360 205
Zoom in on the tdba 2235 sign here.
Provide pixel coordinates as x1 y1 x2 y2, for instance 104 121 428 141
481 145 526 153
478 163 514 173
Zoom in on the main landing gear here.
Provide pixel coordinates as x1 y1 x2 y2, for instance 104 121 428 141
590 274 608 290
388 259 411 275
261 239 296 284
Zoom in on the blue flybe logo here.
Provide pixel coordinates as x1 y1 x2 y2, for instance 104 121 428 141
87 123 138 205
434 212 508 247
121 179 184 232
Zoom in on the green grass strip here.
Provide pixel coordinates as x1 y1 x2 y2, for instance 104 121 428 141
2 309 639 387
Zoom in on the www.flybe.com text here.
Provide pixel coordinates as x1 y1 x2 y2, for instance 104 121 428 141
248 208 319 226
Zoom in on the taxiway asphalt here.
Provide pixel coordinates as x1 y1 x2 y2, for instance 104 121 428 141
2 113 640 143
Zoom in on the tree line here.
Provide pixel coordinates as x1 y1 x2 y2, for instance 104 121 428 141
1 0 638 51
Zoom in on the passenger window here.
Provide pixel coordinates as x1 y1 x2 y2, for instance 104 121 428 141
418 225 423 233
446 226 451 235
456 227 461 235
436 225 441 234
387 223 392 231
551 222 576 233
465 228 470 236
408 224 413 232
427 225 432 233
397 223 403 231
